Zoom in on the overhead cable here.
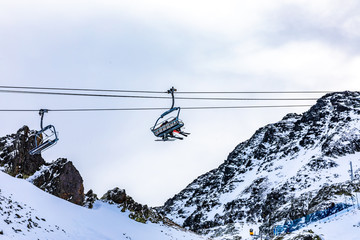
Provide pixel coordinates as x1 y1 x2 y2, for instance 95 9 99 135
177 91 333 94
0 105 312 112
0 89 319 101
0 85 334 94
0 85 166 94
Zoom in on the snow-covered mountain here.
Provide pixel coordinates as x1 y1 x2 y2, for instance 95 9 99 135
1 91 360 240
0 170 207 240
0 127 206 239
160 91 360 239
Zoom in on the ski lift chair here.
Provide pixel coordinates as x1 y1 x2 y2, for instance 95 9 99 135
150 87 188 141
29 109 59 155
151 107 184 140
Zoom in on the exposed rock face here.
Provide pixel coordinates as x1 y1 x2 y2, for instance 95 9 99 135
0 126 45 177
101 187 171 225
84 189 98 209
30 158 84 205
0 126 84 206
101 187 127 204
160 91 360 239
274 230 322 240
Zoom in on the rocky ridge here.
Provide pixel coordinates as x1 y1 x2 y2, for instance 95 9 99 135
83 187 172 225
28 158 84 205
96 187 177 225
159 91 360 239
0 126 84 205
0 126 175 227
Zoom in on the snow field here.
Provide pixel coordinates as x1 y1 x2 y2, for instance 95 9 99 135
0 171 206 240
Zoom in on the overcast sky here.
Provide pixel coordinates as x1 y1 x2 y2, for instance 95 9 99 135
0 0 359 206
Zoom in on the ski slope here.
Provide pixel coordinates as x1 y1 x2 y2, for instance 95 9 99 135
281 207 360 240
306 207 360 240
0 171 207 240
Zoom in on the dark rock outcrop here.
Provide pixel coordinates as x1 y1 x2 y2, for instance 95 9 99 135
0 126 45 177
84 189 98 209
0 126 84 206
101 187 127 204
31 158 84 205
274 231 322 240
101 187 172 225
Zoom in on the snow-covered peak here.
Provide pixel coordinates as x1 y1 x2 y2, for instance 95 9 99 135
160 91 360 239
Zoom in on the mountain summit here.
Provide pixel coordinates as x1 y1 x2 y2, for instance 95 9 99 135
160 91 360 239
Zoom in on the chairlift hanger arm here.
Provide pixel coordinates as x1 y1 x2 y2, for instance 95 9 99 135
39 109 48 130
151 87 179 129
160 107 180 118
167 87 177 109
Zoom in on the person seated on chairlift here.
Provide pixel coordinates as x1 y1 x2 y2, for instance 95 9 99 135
36 133 43 147
159 120 169 132
172 128 189 137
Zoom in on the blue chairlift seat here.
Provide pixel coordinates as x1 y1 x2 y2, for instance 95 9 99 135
29 125 59 155
152 117 184 138
151 107 184 139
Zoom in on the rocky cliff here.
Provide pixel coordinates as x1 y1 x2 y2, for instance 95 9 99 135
0 126 45 178
159 91 360 239
29 158 84 205
0 126 84 205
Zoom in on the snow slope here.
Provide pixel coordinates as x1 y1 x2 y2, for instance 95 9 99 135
310 207 360 240
280 207 360 240
0 171 207 240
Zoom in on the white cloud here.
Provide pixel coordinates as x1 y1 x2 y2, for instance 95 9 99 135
343 16 360 38
197 40 360 90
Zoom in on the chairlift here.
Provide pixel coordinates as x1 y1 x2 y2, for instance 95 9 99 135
29 109 59 155
151 87 189 141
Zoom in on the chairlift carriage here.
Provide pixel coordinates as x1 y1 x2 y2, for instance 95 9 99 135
151 87 190 141
29 109 59 155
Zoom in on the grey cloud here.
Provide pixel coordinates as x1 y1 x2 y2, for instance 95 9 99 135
260 3 360 54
